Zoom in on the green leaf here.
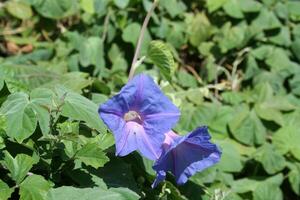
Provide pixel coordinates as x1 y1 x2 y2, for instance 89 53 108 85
2 151 36 184
251 8 281 30
291 38 300 62
113 0 129 9
217 23 246 53
186 13 213 47
19 175 51 200
122 23 152 54
269 27 291 46
79 37 105 70
177 70 197 88
148 40 175 81
0 180 13 200
229 106 266 146
0 93 37 142
273 125 300 160
254 95 295 125
47 186 140 200
206 0 228 13
232 174 283 198
290 72 300 96
239 0 262 12
160 0 186 18
287 1 300 21
223 0 244 19
75 143 109 168
253 143 286 174
6 1 33 20
80 0 95 13
0 71 4 91
32 0 78 19
30 88 54 135
217 140 243 173
58 87 107 133
288 162 300 195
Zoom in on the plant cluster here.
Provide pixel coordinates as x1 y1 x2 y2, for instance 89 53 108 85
0 0 300 199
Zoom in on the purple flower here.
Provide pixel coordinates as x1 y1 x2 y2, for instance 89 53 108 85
152 127 221 188
99 74 180 160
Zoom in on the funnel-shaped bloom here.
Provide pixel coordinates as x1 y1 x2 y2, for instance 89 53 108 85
99 74 180 160
152 127 221 187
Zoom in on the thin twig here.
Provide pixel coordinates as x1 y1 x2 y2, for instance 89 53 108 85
184 65 203 84
128 0 159 80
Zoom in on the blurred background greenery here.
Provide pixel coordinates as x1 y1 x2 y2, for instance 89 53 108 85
0 0 300 199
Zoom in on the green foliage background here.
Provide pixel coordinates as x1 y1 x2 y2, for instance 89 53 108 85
0 0 300 199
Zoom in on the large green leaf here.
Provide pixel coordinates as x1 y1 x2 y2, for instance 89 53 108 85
273 125 300 160
75 143 109 168
47 186 140 200
2 151 36 184
253 143 286 174
58 87 107 133
0 89 54 141
229 105 266 146
148 40 175 81
19 175 51 200
0 93 37 142
0 180 13 200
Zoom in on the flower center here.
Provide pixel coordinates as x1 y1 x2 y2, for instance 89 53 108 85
124 111 142 122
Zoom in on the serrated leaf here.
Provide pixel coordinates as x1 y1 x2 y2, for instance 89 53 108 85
47 186 140 200
0 179 13 200
19 175 51 200
75 143 109 168
148 40 175 81
2 151 36 184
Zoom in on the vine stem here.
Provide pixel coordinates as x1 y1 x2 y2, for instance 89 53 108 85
128 0 159 80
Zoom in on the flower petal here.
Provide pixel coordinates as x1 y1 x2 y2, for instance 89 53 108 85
152 127 221 187
116 121 141 156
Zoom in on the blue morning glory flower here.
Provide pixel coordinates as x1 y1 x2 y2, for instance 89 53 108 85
152 127 221 187
99 74 180 160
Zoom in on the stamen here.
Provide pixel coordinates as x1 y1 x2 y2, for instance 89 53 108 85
124 111 141 122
